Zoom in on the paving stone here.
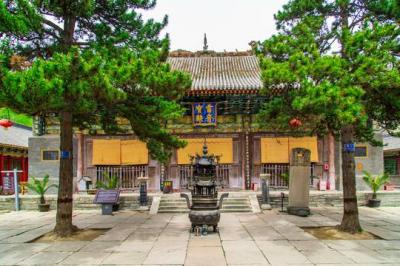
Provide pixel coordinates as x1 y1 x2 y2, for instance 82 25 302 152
358 240 400 250
364 226 400 240
44 241 89 252
256 240 311 265
18 251 72 265
143 239 187 265
219 226 252 241
126 228 162 241
301 249 355 264
222 240 268 265
101 251 148 265
0 243 18 253
0 229 29 240
338 248 392 264
189 233 221 247
185 246 226 266
60 251 111 265
290 240 331 251
323 240 366 250
0 250 37 265
157 228 190 240
280 230 317 241
12 243 51 252
376 250 400 263
2 225 53 243
246 226 285 241
113 240 155 252
94 228 136 242
80 241 122 252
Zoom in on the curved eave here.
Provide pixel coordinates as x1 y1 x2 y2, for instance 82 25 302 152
187 88 260 96
0 143 28 151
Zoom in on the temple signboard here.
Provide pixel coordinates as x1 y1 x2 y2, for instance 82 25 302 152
192 102 217 126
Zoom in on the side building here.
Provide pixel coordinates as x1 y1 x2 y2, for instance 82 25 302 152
1 124 31 190
28 51 383 192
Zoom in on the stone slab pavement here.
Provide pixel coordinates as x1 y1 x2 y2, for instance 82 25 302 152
0 207 400 265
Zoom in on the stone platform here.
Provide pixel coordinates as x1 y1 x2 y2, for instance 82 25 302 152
0 190 399 212
0 207 400 265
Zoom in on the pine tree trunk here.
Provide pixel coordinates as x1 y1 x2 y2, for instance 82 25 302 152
54 110 77 237
339 125 362 233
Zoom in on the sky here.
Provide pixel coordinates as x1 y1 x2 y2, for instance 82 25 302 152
144 0 289 52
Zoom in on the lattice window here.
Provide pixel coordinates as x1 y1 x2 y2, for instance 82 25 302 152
384 158 398 176
178 164 230 188
96 165 148 189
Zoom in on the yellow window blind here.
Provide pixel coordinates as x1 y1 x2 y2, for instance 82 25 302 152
261 137 319 163
121 140 149 165
92 139 121 165
177 138 233 164
261 137 290 163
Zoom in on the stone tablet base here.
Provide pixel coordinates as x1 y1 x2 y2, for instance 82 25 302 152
261 203 272 210
101 204 113 215
287 206 310 217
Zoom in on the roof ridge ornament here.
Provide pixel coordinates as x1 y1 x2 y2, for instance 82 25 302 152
203 33 208 51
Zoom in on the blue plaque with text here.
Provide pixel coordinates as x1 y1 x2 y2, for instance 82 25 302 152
192 102 217 126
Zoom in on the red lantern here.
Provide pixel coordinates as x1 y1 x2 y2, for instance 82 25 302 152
0 119 14 129
289 118 302 128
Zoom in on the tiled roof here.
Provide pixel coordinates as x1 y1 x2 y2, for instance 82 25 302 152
167 54 262 94
383 134 400 152
0 124 32 148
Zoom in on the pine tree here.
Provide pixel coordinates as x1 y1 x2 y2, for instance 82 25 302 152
0 1 191 237
257 0 400 233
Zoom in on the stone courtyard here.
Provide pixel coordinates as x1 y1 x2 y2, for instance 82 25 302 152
0 207 400 265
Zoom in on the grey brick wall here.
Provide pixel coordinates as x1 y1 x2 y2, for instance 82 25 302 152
355 134 384 190
28 136 77 194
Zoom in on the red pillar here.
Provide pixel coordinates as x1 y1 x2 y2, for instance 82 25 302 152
25 157 28 182
0 154 3 186
21 156 27 182
6 156 11 170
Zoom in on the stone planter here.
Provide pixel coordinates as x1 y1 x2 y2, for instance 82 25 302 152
367 198 381 208
38 203 50 212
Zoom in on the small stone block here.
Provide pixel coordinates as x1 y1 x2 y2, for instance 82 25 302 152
287 206 310 217
138 205 149 211
261 204 272 210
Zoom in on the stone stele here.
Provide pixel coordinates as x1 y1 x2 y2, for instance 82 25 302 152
287 148 311 217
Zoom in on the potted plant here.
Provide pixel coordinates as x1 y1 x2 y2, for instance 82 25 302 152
96 173 120 211
281 172 290 187
362 171 389 207
26 175 57 212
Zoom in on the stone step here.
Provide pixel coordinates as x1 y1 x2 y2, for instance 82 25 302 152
222 201 250 205
160 198 249 203
158 205 189 210
222 204 251 209
159 198 187 202
220 209 252 213
160 201 187 206
158 209 188 213
157 195 253 213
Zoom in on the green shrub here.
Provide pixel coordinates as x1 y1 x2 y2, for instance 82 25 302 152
26 175 57 204
96 172 119 190
362 171 390 199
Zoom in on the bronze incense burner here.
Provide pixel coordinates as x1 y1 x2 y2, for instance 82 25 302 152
181 142 228 232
